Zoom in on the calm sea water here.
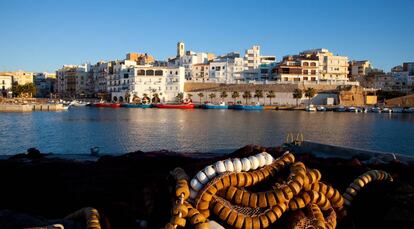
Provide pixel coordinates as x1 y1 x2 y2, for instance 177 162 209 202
0 107 413 155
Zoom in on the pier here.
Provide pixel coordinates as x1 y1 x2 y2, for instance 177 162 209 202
0 103 65 112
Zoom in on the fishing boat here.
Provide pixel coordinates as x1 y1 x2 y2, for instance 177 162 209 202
371 107 382 113
316 106 326 112
382 107 392 113
392 107 403 113
203 102 228 109
92 103 121 108
404 107 414 113
229 103 264 110
121 103 152 108
335 106 347 112
305 104 316 112
154 103 195 109
70 100 90 107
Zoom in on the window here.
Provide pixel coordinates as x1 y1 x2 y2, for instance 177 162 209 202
304 77 308 81
311 70 316 75
212 67 215 70
223 66 225 70
303 70 308 74
170 71 173 74
155 70 163 76
303 62 309 66
138 70 145 75
124 73 129 78
310 62 316 66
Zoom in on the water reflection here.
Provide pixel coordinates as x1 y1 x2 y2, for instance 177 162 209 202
0 108 413 155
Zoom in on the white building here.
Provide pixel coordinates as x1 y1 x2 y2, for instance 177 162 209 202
108 60 138 102
131 66 185 103
0 75 13 97
168 42 210 80
244 45 261 70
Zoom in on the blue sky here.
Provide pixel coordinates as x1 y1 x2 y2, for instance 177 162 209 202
0 0 413 72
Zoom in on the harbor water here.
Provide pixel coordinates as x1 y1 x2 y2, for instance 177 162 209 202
0 107 413 155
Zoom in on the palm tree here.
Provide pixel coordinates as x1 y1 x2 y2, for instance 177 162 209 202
176 92 184 102
292 89 303 106
220 91 228 101
304 88 316 105
242 91 252 104
231 91 239 104
254 90 263 103
152 93 160 103
266 90 276 105
208 93 216 103
197 92 204 104
187 93 193 102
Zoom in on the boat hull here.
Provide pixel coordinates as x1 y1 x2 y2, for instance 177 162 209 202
154 103 195 109
122 104 152 108
92 103 121 108
229 105 264 110
203 104 228 109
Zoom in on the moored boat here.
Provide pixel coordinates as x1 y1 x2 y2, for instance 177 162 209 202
203 102 228 109
121 103 152 108
335 106 346 112
305 104 317 112
371 107 382 113
154 103 195 109
92 103 121 108
392 107 403 113
316 105 326 112
229 104 264 110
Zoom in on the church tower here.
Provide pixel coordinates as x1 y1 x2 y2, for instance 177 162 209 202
177 41 185 57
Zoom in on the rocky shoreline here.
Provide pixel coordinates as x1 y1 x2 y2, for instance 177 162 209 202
0 145 413 228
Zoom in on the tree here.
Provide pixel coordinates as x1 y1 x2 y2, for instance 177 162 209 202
152 93 160 103
220 91 228 100
208 93 216 103
176 92 184 102
292 89 303 106
11 82 36 98
266 90 276 105
254 90 263 103
231 91 239 104
242 91 252 104
304 88 316 105
197 92 204 104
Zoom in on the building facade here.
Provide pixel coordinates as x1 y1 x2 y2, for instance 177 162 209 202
273 55 319 82
301 49 349 83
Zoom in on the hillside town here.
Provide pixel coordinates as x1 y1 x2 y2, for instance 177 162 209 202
1 42 414 107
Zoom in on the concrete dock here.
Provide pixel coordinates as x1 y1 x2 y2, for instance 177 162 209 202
0 104 65 112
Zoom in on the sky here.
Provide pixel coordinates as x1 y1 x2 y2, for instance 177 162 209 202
0 0 413 73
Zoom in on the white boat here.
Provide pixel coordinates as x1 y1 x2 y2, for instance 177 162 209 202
305 104 317 112
70 100 89 107
392 107 403 113
316 106 326 111
382 107 392 113
347 106 358 112
371 107 382 113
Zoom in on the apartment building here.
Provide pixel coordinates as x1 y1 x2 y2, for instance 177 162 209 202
349 60 372 79
56 64 89 98
273 55 319 82
301 49 349 83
